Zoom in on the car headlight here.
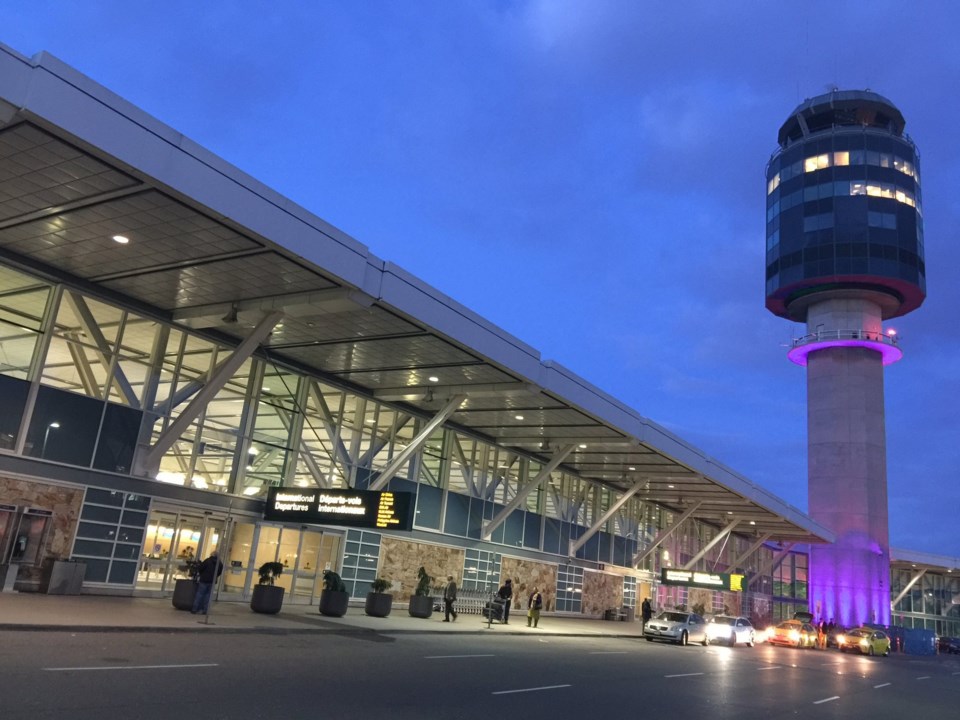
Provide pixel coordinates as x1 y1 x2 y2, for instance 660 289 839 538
838 634 846 645
789 629 800 641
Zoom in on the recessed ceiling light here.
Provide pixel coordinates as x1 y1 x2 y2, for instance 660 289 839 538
428 376 439 383
514 414 524 421
727 511 733 515
667 484 675 489
578 443 587 449
749 520 756 525
628 466 636 471
111 235 130 244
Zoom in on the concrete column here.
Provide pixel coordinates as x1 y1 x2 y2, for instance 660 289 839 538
805 297 890 626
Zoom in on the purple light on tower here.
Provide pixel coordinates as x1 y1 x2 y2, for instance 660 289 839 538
764 90 926 628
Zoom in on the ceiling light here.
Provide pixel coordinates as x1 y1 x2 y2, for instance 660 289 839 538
578 443 587 449
749 520 756 525
428 376 439 383
667 484 675 489
111 235 130 244
514 414 524 421
628 466 636 471
248 447 258 455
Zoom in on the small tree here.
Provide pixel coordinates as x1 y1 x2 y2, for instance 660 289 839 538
258 562 284 586
371 577 391 594
414 566 433 596
322 569 346 592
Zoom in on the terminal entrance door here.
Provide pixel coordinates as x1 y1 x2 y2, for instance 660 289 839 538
137 507 225 592
228 523 342 605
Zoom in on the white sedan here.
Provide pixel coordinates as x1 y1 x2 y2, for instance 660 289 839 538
706 615 756 646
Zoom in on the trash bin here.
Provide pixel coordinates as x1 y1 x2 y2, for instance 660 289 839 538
604 608 618 621
43 559 87 595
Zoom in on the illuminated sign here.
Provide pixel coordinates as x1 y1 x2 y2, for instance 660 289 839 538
264 488 413 531
660 568 745 592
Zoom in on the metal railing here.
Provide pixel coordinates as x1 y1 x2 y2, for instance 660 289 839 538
791 329 900 349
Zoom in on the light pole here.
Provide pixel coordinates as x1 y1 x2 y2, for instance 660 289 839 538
41 421 60 458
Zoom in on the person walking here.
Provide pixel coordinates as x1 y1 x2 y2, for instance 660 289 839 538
442 575 458 622
527 586 543 628
497 578 513 624
190 550 223 615
641 597 653 630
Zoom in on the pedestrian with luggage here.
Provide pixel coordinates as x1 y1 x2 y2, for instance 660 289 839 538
442 575 458 622
527 586 543 628
497 578 513 624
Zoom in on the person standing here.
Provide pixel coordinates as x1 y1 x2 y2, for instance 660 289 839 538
497 578 513 624
527 586 543 628
443 575 458 622
191 550 223 615
641 597 652 630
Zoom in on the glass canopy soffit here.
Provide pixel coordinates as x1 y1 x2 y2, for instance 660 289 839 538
0 120 829 543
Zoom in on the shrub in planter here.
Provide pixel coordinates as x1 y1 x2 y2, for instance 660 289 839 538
365 577 393 618
408 566 434 619
319 570 349 617
250 561 285 614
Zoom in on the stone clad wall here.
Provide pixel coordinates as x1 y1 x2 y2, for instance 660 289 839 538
0 475 84 589
582 570 623 616
379 536 464 602
501 556 557 612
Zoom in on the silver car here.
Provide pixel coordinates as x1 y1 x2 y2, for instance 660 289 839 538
644 611 709 646
706 615 756 646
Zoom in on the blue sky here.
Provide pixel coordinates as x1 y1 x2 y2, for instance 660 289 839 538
3 1 958 556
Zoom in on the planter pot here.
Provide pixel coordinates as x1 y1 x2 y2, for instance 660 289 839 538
172 578 197 611
250 584 285 614
408 594 434 618
365 592 393 618
319 589 350 617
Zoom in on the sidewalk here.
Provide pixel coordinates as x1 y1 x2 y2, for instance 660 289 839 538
0 592 648 638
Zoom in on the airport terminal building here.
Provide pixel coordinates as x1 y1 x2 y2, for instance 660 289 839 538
0 46 955 636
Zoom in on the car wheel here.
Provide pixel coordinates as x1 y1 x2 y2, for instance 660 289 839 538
796 638 802 649
748 633 755 647
868 645 875 656
646 636 653 642
679 631 688 646
702 634 710 647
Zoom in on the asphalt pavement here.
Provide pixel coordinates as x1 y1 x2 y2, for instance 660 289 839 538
0 591 647 637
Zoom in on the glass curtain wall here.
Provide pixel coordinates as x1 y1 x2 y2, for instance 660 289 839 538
0 264 771 579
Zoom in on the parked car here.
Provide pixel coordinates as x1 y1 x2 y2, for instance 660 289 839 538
937 636 960 654
644 611 710 646
838 627 890 656
766 619 817 648
706 615 756 646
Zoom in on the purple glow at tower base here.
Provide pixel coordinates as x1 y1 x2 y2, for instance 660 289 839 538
808 534 890 627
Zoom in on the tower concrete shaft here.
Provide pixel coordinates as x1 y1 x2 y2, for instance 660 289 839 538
804 297 890 626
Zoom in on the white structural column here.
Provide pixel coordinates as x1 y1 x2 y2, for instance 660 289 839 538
681 518 741 570
134 311 283 478
481 444 575 540
367 394 466 491
568 481 644 556
889 568 926 610
632 501 703 567
728 533 772 571
747 542 795 588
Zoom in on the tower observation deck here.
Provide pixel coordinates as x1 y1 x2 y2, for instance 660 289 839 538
765 90 926 627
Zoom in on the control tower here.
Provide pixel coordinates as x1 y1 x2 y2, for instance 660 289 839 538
764 90 925 627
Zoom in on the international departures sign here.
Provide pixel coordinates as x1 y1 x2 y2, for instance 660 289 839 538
660 568 745 592
264 487 414 531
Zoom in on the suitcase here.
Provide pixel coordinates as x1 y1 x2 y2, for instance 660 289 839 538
482 599 505 621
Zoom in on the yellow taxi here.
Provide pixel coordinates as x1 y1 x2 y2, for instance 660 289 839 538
838 627 891 656
766 619 817 648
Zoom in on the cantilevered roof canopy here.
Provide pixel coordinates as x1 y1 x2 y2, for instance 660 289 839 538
0 45 833 545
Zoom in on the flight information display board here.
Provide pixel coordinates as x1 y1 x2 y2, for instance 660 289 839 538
660 568 744 592
264 488 414 531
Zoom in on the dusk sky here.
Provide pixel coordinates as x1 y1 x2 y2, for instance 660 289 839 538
3 2 958 557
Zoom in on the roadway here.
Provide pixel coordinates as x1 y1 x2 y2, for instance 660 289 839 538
1 629 957 719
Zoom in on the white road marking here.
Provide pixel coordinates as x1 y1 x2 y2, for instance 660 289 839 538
758 666 781 671
813 696 840 705
953 671 960 676
665 672 705 678
492 684 571 695
916 676 930 680
45 663 218 672
589 651 628 655
424 654 495 659
874 683 891 689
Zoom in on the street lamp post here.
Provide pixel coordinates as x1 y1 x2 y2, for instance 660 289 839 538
41 421 60 458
